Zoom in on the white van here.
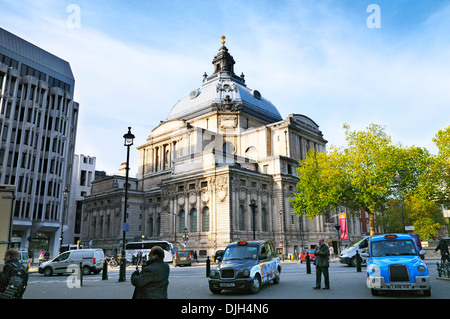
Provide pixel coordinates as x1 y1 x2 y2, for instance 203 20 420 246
339 236 370 266
38 248 104 276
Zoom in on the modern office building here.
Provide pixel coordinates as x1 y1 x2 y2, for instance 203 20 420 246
0 28 79 259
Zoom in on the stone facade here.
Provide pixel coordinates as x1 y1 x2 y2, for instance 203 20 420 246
81 40 361 258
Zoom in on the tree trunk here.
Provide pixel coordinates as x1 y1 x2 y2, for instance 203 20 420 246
367 209 376 236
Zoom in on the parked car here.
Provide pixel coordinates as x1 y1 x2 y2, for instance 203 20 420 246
339 236 371 266
173 250 192 267
209 240 281 294
39 248 104 276
365 234 431 296
300 249 316 263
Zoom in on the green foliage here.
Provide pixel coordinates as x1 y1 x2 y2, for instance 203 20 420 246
431 125 450 205
377 197 444 240
290 123 448 237
291 147 347 221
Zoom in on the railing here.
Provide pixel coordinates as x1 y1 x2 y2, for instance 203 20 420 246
436 261 450 279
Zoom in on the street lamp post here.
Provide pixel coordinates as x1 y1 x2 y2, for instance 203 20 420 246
59 186 69 255
249 199 258 240
119 127 135 283
334 224 341 257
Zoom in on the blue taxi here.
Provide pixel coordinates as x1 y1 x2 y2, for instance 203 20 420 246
208 240 281 294
365 234 431 296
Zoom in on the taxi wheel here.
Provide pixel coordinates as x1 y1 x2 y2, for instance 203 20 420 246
249 274 261 294
273 269 281 284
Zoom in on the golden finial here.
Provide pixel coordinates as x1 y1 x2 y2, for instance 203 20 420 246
221 35 226 45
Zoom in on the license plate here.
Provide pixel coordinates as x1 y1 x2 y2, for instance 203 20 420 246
391 284 411 289
180 258 185 261
220 283 235 287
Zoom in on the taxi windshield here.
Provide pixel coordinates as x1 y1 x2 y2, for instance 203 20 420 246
371 239 417 257
223 246 258 261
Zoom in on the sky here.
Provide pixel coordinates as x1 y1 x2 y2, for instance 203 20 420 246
1 0 449 176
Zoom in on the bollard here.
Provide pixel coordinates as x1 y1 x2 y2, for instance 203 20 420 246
355 251 361 272
206 256 211 278
306 253 311 274
102 260 108 280
79 262 83 286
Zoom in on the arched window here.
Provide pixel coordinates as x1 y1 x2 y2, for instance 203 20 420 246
261 207 267 231
239 205 245 230
202 207 210 232
178 210 185 232
190 208 197 232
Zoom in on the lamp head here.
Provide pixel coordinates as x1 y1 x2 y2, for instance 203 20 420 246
123 127 135 146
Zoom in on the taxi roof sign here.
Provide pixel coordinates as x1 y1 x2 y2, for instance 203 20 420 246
384 234 398 239
237 241 248 246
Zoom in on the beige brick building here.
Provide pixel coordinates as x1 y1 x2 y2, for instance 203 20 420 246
82 40 340 258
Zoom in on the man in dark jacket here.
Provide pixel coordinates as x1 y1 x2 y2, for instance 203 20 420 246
131 246 170 299
313 238 330 290
0 248 28 299
435 235 449 262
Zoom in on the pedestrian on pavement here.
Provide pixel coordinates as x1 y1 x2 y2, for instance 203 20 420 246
193 251 198 263
137 251 142 266
0 248 29 299
38 250 44 265
435 235 449 262
131 246 170 299
329 245 335 262
313 238 330 290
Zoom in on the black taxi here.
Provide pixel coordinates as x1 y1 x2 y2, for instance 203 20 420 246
208 240 281 294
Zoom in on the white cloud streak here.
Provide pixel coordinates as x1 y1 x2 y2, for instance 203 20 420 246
1 0 449 175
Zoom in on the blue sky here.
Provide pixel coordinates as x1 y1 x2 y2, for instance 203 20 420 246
1 0 449 176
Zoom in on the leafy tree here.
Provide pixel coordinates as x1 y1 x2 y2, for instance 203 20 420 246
404 194 444 240
430 125 450 205
291 124 436 236
289 145 346 221
291 124 396 235
376 197 444 240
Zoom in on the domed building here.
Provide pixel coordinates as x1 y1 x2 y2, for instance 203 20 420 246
136 37 330 256
82 38 341 258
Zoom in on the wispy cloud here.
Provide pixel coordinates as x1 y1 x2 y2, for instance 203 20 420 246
1 0 449 175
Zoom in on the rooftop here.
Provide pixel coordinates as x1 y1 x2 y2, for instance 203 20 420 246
0 27 75 88
166 36 282 124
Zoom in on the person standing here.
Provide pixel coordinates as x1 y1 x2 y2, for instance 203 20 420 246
131 246 170 299
0 249 29 299
329 245 335 262
435 235 449 262
313 238 330 290
193 251 198 263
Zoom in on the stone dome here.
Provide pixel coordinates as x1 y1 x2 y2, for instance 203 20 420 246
166 39 282 124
